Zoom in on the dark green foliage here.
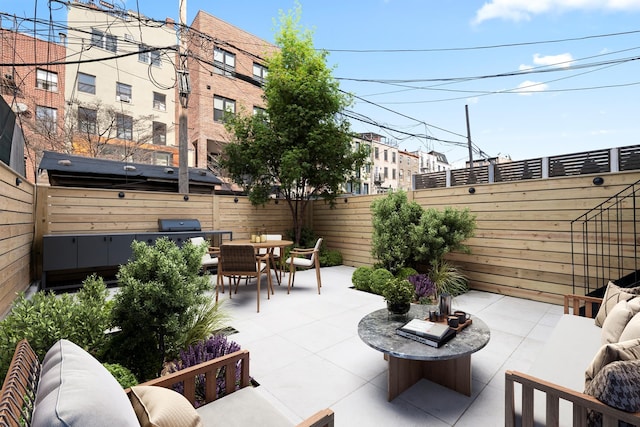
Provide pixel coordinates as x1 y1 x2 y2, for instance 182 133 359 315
0 274 111 384
351 266 373 292
285 226 317 249
429 260 469 297
396 267 419 281
109 238 211 381
320 249 342 267
370 191 424 274
103 363 138 388
382 278 414 305
370 268 394 296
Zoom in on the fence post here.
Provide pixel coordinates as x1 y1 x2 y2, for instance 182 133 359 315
542 157 549 179
610 148 619 172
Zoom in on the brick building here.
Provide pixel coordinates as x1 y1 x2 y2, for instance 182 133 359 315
187 11 278 172
0 29 67 181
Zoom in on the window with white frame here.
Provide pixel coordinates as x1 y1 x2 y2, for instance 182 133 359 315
213 47 235 76
116 82 132 102
253 62 268 83
384 150 388 161
77 72 95 94
399 169 404 181
36 69 58 92
35 106 57 133
213 95 235 122
78 107 97 134
153 152 171 166
153 121 166 145
153 92 166 111
91 29 117 52
139 44 161 66
392 152 396 163
116 114 133 140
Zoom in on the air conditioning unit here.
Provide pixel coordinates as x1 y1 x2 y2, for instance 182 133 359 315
118 95 131 103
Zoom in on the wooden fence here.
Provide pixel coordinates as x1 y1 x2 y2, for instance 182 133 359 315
3 168 640 315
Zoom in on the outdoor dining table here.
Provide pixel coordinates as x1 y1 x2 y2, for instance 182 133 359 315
223 239 293 285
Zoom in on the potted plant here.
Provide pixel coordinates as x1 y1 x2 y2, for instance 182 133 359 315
382 277 414 316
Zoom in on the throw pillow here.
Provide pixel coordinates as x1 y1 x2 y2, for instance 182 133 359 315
32 339 139 427
584 360 640 427
595 282 640 327
619 311 640 342
585 338 640 389
130 385 203 427
601 300 636 344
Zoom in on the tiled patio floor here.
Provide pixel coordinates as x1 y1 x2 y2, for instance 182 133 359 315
212 265 565 426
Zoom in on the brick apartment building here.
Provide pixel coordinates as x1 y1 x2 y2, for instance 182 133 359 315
187 11 278 172
0 28 67 181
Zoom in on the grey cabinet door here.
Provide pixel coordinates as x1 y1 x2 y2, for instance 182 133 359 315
108 234 135 266
43 236 78 271
77 235 109 268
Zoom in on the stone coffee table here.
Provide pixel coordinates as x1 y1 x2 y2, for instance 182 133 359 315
358 304 490 401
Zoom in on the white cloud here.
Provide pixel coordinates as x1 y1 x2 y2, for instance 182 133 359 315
473 0 640 24
513 80 549 95
533 53 574 68
467 97 480 104
519 64 533 71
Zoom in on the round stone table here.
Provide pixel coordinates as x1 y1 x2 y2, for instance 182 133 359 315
358 304 490 401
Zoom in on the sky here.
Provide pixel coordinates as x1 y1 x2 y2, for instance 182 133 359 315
2 0 640 166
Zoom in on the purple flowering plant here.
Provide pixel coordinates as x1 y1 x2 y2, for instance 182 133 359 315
407 274 436 304
165 334 242 406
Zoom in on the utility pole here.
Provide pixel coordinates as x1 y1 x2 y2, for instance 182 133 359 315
177 0 190 194
465 104 475 182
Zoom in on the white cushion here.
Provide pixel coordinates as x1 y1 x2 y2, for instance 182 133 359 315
32 339 139 427
287 257 314 268
620 312 640 342
601 300 635 344
595 282 640 327
130 385 203 427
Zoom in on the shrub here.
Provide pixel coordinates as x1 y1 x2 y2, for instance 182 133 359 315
320 249 342 267
0 274 111 384
396 267 418 281
351 266 373 292
165 335 242 405
370 190 423 274
182 297 231 349
429 260 469 297
104 363 138 388
382 277 414 305
370 268 394 295
108 237 211 381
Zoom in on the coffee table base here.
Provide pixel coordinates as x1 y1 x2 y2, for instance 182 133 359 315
387 354 472 401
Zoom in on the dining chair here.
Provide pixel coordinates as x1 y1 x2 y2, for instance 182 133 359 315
189 236 219 273
216 244 272 312
285 237 323 294
258 234 284 285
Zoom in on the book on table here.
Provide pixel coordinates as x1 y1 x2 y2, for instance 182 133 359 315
396 319 456 347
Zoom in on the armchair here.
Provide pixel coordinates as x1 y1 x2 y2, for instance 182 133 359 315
285 238 323 294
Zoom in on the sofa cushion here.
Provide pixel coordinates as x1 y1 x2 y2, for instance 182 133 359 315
130 386 203 427
32 339 139 427
585 360 640 427
595 282 640 327
196 386 293 427
620 312 640 342
585 338 640 389
601 300 636 344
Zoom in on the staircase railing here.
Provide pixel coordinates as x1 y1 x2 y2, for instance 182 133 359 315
571 180 640 296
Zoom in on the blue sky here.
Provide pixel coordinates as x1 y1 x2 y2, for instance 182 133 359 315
3 0 640 166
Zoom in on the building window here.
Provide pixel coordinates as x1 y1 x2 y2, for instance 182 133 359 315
392 152 396 163
384 167 388 178
400 169 404 181
153 152 171 166
116 82 132 102
363 183 369 195
78 107 97 134
139 45 161 66
384 150 388 161
153 92 166 111
116 114 133 140
253 63 268 83
213 95 235 122
153 121 166 145
35 106 57 134
36 69 58 92
392 169 396 180
77 72 95 94
91 29 117 52
214 47 235 77
374 147 379 159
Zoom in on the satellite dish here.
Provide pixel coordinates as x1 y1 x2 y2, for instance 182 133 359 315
12 102 28 113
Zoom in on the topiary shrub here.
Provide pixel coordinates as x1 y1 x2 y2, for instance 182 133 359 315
320 249 342 267
0 274 111 385
352 266 373 292
108 237 211 381
103 363 138 388
370 268 394 296
396 267 418 281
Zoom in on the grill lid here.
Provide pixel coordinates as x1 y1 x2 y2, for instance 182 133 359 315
158 218 201 232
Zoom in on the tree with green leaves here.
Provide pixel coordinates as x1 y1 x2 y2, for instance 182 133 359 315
220 4 367 244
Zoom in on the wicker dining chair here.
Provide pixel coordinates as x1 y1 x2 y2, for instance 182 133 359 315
216 244 272 312
285 238 323 295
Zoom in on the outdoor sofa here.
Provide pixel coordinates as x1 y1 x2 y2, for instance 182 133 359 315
505 284 640 426
0 338 334 427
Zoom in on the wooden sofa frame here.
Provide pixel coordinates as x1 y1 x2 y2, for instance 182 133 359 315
0 339 334 427
505 294 640 427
